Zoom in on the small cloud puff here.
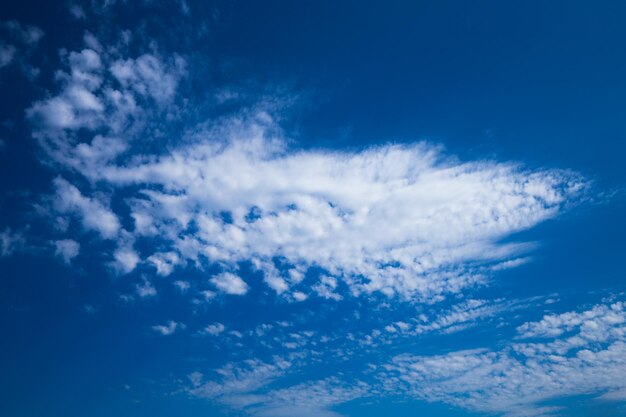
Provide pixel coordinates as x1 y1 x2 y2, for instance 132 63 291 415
152 320 183 336
203 323 225 336
54 239 80 264
210 272 249 295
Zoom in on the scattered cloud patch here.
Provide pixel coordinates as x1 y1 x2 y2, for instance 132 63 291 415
382 299 626 417
0 228 25 256
211 272 249 295
0 43 16 68
173 280 190 292
203 322 225 336
189 357 292 407
2 20 44 45
136 278 157 298
52 177 120 239
0 20 43 77
54 239 80 264
152 320 183 336
113 246 140 274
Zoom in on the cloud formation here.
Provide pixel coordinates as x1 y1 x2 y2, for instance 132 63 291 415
382 299 626 417
3 8 619 417
152 320 183 336
54 239 80 264
22 32 588 302
0 20 43 77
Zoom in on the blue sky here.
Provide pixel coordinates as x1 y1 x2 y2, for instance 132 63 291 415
1 1 626 417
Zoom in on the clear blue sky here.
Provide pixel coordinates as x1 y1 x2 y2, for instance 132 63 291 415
1 1 625 417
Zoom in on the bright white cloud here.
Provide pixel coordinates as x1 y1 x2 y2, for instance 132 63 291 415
113 246 140 274
148 251 181 276
211 272 249 295
29 36 586 305
77 118 583 300
27 37 185 173
52 177 120 239
15 17 619 417
516 301 625 339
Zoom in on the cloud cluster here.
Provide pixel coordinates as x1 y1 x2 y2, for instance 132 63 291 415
11 11 619 417
0 20 44 76
27 35 185 170
23 32 588 302
152 320 183 336
189 357 293 407
188 356 367 417
75 133 586 299
0 228 25 257
54 239 80 264
382 299 626 416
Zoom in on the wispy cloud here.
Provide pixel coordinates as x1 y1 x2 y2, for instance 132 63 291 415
381 298 626 417
152 320 183 336
0 228 25 256
203 322 225 336
0 20 43 78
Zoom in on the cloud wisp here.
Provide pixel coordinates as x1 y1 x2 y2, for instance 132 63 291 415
382 299 626 417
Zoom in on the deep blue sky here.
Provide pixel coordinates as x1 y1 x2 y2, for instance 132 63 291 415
1 2 625 417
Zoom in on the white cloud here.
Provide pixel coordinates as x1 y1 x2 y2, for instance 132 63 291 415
27 38 185 174
292 291 308 302
52 177 120 239
189 355 367 417
210 272 249 295
54 239 80 264
89 124 584 300
203 322 225 336
28 36 586 304
148 251 180 276
152 320 183 336
410 298 508 336
312 276 342 301
136 279 157 298
173 280 190 292
252 377 369 417
189 357 292 405
110 53 185 104
516 301 625 340
113 246 140 274
382 299 626 417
